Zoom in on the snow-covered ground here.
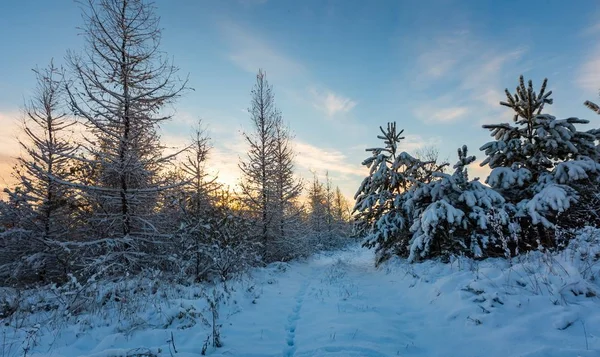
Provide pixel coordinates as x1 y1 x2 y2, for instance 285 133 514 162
2 234 600 357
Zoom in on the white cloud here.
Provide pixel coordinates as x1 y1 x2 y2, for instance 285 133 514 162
294 134 434 178
311 89 356 117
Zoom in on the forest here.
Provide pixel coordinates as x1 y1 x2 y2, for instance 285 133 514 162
0 0 353 287
1 0 600 356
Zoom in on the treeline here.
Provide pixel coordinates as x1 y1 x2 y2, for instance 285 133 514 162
0 0 351 287
354 76 600 265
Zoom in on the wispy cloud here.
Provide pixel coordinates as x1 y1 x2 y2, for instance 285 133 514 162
411 30 527 126
402 134 441 153
219 21 305 80
414 105 469 123
414 30 471 82
294 140 365 177
460 48 526 95
310 89 356 117
581 21 600 36
294 134 434 177
238 0 268 6
577 50 600 93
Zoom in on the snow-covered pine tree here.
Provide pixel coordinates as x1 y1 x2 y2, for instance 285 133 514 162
0 62 78 285
570 96 600 227
65 0 187 275
406 146 509 262
353 122 435 265
480 76 600 250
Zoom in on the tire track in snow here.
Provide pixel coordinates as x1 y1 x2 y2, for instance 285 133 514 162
283 270 314 357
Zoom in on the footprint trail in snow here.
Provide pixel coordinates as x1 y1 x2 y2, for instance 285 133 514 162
283 271 314 357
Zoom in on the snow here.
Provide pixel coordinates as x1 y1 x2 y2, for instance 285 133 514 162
525 184 576 227
2 236 600 357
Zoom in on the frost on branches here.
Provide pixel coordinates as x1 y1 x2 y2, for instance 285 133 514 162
480 76 600 250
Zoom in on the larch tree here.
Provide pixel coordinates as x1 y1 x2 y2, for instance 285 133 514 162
176 122 219 278
332 187 350 223
271 120 303 258
240 69 303 261
1 62 77 284
306 172 350 250
66 0 187 274
307 172 327 237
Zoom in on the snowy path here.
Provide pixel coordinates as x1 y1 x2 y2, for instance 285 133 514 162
13 245 599 357
214 247 599 357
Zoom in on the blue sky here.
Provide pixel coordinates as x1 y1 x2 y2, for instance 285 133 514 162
1 0 600 199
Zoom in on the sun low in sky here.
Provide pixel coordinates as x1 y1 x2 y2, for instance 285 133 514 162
1 0 599 200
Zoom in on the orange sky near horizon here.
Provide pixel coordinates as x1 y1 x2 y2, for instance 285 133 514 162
0 111 21 199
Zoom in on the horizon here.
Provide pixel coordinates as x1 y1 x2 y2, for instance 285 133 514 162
1 0 600 201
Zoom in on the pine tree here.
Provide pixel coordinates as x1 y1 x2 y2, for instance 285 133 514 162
353 123 434 264
406 146 509 261
480 75 600 250
65 0 187 275
307 172 327 241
